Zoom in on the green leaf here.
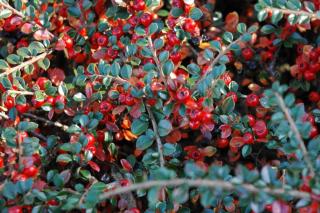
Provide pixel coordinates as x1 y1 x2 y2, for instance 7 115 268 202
148 23 158 35
163 143 176 156
120 64 132 79
56 154 73 163
0 9 13 19
242 145 252 158
222 97 235 114
2 182 17 199
158 119 172 137
73 92 86 102
6 54 21 65
18 121 39 131
189 7 203 20
157 9 169 17
37 58 50 70
257 10 268 22
162 60 174 75
271 10 283 24
0 59 9 70
136 135 154 150
171 7 184 18
237 23 247 34
261 25 276 34
68 6 81 17
209 40 222 52
131 119 149 135
222 32 233 43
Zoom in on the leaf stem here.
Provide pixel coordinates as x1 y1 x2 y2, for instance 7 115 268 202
265 6 319 19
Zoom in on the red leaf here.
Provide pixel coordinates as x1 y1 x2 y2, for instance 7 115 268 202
95 144 106 161
219 124 232 139
48 68 65 86
129 103 142 118
88 161 100 172
272 201 292 213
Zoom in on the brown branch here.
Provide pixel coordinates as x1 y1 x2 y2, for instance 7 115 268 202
99 178 312 201
148 37 168 87
7 90 34 95
265 7 319 20
23 113 69 131
274 92 315 177
0 52 50 78
146 106 165 167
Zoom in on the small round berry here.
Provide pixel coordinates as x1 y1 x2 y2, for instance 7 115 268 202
176 87 191 103
246 93 260 107
140 12 153 27
243 132 254 144
22 166 39 178
242 48 254 61
216 138 229 149
226 92 238 103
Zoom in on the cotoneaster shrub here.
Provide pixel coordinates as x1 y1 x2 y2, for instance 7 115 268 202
0 0 320 212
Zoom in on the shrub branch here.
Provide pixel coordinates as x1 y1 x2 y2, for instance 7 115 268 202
23 113 69 131
265 7 319 19
99 178 312 200
0 52 50 78
146 106 165 168
274 92 315 177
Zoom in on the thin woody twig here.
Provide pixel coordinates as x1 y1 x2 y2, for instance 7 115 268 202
146 106 165 167
193 36 243 90
99 178 313 201
0 52 50 78
274 92 315 177
265 7 319 20
23 113 69 131
7 90 34 95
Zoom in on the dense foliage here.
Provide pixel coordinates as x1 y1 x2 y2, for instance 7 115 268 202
0 0 320 212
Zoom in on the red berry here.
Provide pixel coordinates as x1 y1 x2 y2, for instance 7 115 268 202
167 32 180 46
189 120 200 129
132 0 146 11
253 120 268 138
100 101 112 113
309 126 318 138
125 94 136 106
22 166 39 178
183 18 197 33
140 12 153 27
36 77 49 90
189 109 202 121
246 93 260 107
176 87 190 102
63 35 73 49
86 133 96 147
309 91 320 102
243 132 254 144
0 157 4 169
245 114 256 127
242 48 254 61
16 103 29 114
97 35 108 46
216 138 229 149
8 206 23 213
47 199 59 206
170 51 181 64
304 70 316 81
4 96 15 109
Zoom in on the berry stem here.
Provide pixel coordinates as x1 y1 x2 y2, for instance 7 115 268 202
274 92 315 177
0 51 50 78
99 178 313 201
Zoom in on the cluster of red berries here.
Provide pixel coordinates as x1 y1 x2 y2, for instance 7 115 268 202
291 45 320 81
